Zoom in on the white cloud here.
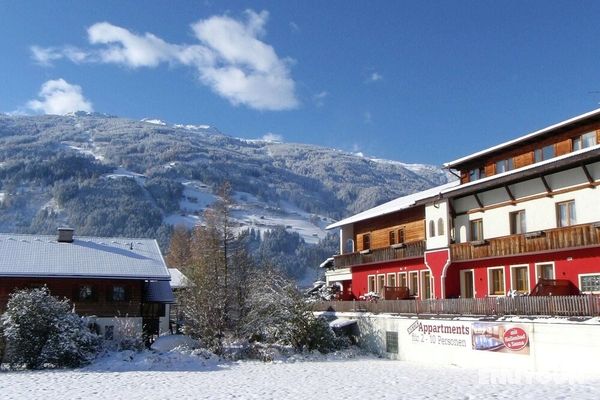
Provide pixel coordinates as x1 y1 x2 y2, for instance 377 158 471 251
261 132 283 142
289 21 300 32
367 72 383 83
30 10 298 111
313 91 328 107
364 111 372 124
26 79 93 115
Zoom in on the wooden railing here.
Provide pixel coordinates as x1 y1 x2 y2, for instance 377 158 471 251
312 295 600 317
333 241 426 268
451 223 600 262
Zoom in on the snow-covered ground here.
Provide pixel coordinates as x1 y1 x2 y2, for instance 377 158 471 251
1 350 599 399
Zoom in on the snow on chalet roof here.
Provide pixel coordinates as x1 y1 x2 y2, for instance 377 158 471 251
0 233 169 280
326 180 460 230
444 107 600 169
168 268 190 289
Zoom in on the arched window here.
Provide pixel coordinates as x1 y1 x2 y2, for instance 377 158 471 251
429 220 436 237
437 218 445 236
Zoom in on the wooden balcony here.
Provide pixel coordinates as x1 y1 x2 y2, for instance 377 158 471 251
451 222 600 262
333 240 425 268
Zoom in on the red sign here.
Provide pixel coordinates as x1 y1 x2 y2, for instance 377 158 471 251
503 327 528 351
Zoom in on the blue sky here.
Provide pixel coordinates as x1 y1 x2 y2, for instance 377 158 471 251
2 1 600 165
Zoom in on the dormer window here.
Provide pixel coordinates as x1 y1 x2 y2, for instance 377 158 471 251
573 131 597 151
534 144 555 163
495 158 514 174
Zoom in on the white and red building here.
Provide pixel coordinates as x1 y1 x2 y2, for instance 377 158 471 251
326 108 600 299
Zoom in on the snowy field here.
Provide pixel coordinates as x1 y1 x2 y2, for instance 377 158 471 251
1 350 599 400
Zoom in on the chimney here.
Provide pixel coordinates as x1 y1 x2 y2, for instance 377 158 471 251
57 227 74 243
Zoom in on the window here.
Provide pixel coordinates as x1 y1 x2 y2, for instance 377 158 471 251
488 267 505 296
429 220 436 237
386 331 399 354
389 230 396 245
573 131 597 151
397 228 405 244
409 271 419 296
469 167 485 182
496 158 514 174
367 275 376 293
534 144 555 163
470 219 483 242
398 272 407 287
511 265 529 294
387 273 397 287
377 275 386 293
437 218 445 236
580 274 600 293
362 233 371 250
78 285 95 301
556 200 576 227
421 270 432 299
111 286 127 302
510 210 526 234
536 262 555 280
344 239 354 253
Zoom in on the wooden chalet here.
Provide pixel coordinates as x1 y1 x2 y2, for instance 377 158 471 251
325 108 600 300
0 228 174 338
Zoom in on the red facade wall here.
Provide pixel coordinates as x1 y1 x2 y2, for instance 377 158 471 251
351 258 427 298
349 246 600 299
446 247 600 297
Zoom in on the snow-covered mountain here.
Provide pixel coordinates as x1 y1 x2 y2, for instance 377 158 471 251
0 113 451 247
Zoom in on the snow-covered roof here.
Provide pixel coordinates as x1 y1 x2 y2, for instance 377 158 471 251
444 107 600 168
326 180 460 230
168 268 190 288
0 233 170 280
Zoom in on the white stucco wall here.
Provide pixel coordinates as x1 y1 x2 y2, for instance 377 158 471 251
425 199 450 250
92 317 143 339
319 312 600 374
452 164 600 243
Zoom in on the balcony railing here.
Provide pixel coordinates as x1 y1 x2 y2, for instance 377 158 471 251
312 295 600 317
450 222 600 262
333 240 425 269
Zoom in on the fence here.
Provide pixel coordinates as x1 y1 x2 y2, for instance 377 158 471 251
312 295 600 317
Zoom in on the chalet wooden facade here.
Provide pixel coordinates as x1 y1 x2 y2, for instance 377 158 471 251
0 228 174 338
325 108 600 300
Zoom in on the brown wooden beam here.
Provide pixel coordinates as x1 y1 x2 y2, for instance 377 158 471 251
473 193 484 210
504 185 516 203
540 175 553 197
581 164 595 186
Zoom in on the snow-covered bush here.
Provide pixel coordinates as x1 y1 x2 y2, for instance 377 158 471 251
113 316 144 352
1 287 101 369
242 268 347 354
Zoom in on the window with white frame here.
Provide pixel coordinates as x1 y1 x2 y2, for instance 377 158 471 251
496 158 514 173
377 274 386 293
510 265 529 294
534 144 555 163
409 271 418 296
556 200 576 227
437 218 445 236
421 270 432 299
387 273 397 287
470 219 483 242
535 262 555 280
580 274 600 293
488 267 505 296
572 131 597 151
367 275 376 293
510 210 526 235
398 272 407 288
